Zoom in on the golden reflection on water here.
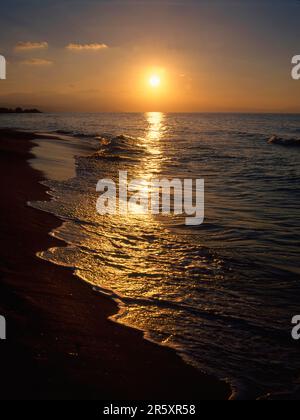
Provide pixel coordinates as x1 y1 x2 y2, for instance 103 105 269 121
128 112 165 216
145 111 165 144
137 112 165 179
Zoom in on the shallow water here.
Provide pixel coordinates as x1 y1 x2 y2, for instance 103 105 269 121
29 134 99 181
2 112 300 398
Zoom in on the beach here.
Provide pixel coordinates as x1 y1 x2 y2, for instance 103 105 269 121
1 0 300 403
0 128 230 400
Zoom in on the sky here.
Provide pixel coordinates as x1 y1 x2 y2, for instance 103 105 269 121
0 0 300 112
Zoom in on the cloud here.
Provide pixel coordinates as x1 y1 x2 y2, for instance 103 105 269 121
21 58 53 66
66 43 109 52
15 42 48 52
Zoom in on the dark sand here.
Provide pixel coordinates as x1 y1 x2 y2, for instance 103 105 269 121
0 129 230 400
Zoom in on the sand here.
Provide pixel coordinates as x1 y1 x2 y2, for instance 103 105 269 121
0 129 230 400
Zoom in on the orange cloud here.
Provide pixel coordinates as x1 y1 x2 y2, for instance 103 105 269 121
21 58 53 66
66 43 109 51
15 41 48 52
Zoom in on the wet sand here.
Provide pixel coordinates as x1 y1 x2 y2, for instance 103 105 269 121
0 129 230 400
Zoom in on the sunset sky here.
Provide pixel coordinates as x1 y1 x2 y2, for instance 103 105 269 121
0 0 300 112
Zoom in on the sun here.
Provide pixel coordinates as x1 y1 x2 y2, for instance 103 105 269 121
149 75 161 88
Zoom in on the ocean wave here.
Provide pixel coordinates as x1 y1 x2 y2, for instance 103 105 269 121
55 129 102 139
268 135 300 147
84 134 147 162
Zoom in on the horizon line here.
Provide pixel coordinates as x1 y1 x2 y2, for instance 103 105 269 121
15 110 300 115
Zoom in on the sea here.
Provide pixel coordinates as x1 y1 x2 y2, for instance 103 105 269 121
1 112 300 399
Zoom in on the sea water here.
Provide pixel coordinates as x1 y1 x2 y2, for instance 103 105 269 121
1 112 300 398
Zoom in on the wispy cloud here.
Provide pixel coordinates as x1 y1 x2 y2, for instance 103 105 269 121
15 41 48 52
21 58 53 66
66 43 109 52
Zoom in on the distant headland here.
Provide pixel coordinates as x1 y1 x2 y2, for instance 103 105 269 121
0 107 42 114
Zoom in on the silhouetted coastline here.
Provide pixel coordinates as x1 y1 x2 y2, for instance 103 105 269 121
0 107 42 114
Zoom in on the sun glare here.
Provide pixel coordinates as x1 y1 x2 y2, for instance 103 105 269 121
149 75 161 88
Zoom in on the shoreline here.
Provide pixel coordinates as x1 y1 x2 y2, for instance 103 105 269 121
0 128 231 400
